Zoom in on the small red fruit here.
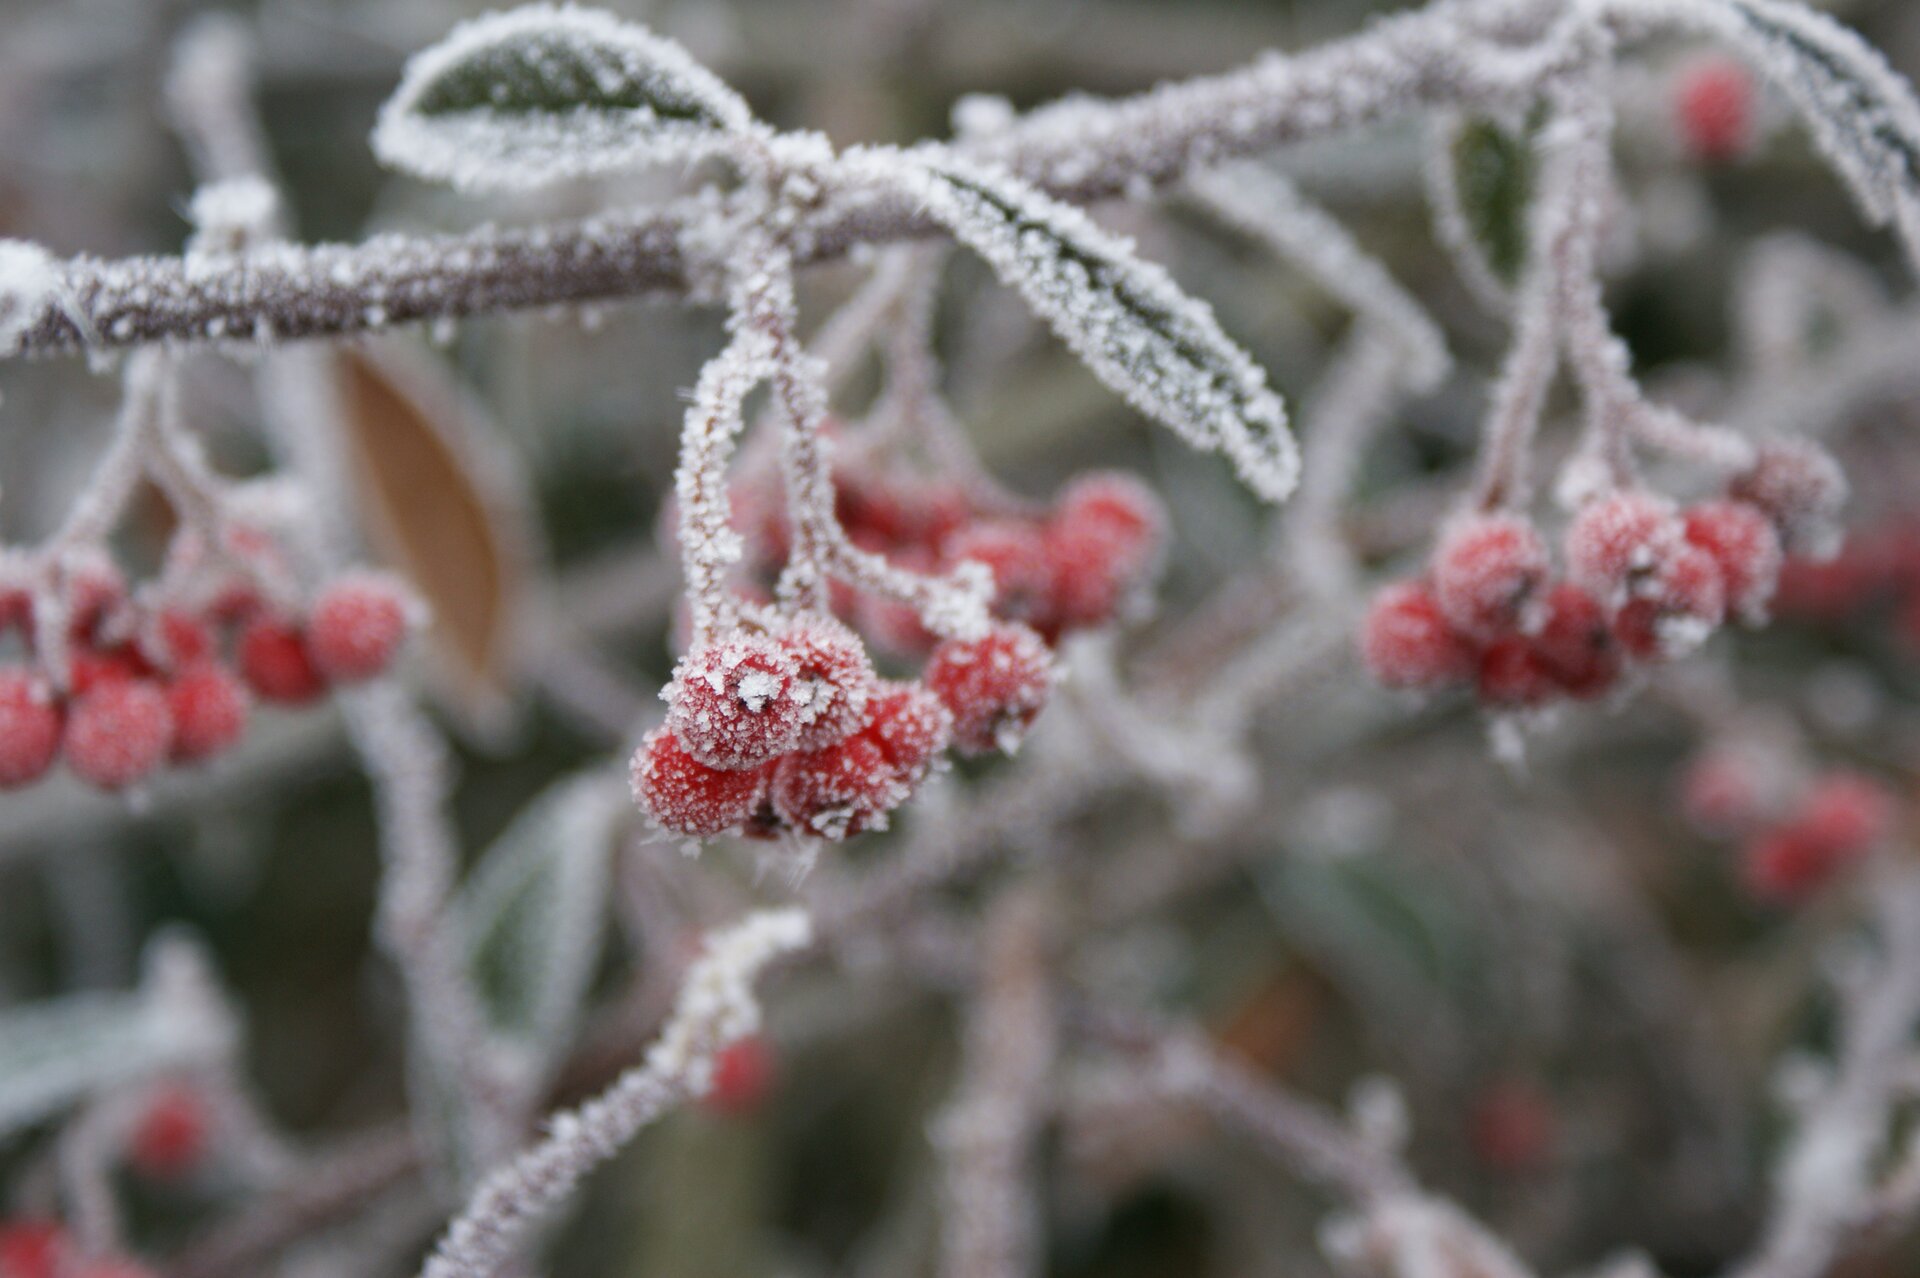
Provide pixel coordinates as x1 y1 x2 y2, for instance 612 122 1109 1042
770 733 901 841
1729 441 1847 560
1674 54 1756 163
665 635 804 770
1683 500 1784 624
703 1036 775 1117
1359 580 1475 691
65 680 174 790
924 624 1054 756
0 1222 65 1278
128 1085 210 1179
306 573 411 683
1613 545 1726 661
630 727 769 839
1564 490 1684 606
861 680 954 786
946 520 1051 626
1530 583 1620 699
1430 513 1551 637
238 618 327 705
775 615 876 753
0 670 62 788
1476 635 1558 709
1796 772 1893 857
166 664 249 764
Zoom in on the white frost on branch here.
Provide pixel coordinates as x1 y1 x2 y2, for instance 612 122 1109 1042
0 239 69 357
372 3 759 193
418 908 810 1278
894 151 1300 503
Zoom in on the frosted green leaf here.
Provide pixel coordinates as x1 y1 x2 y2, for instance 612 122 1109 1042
909 155 1298 503
373 4 756 192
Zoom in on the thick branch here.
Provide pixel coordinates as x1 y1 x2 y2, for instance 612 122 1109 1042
9 0 1563 359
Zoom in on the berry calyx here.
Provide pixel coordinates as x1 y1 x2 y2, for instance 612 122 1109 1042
1430 513 1550 637
665 635 805 770
1360 580 1475 691
630 727 770 839
0 670 62 789
306 573 411 683
924 624 1054 756
65 680 174 790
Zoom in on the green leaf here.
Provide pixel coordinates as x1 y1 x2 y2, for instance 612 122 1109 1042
373 4 755 192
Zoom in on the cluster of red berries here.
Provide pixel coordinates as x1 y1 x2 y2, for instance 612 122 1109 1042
1681 752 1895 902
632 614 1053 842
0 556 413 792
1673 53 1757 164
1361 445 1841 710
0 1223 150 1278
723 464 1166 651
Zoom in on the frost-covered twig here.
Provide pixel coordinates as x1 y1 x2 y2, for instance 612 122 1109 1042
416 909 810 1278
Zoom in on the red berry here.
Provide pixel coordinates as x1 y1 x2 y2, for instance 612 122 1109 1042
68 644 152 696
238 618 326 705
1469 1079 1556 1173
0 1222 65 1278
1564 490 1684 607
1729 441 1847 559
775 615 876 752
166 664 249 764
924 624 1054 756
861 680 953 785
1743 825 1835 904
946 519 1051 626
128 1084 210 1179
629 727 769 839
1530 583 1620 699
1674 54 1756 163
65 680 174 790
1796 772 1893 858
1043 474 1165 632
0 670 62 789
1683 500 1783 624
145 611 216 669
1056 471 1165 553
770 733 901 841
1359 580 1475 691
703 1036 775 1117
665 634 805 770
1476 635 1558 709
1430 513 1550 637
306 573 410 683
1613 545 1726 661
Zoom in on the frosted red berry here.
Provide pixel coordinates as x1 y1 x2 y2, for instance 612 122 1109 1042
1359 580 1475 691
1796 772 1893 858
703 1036 775 1117
1530 583 1620 699
861 680 953 785
630 727 769 839
1476 635 1558 709
307 574 410 683
1743 825 1834 904
166 664 249 765
1613 545 1726 661
151 611 216 668
924 624 1054 756
665 635 805 770
0 670 62 789
771 732 901 840
238 618 327 705
1683 500 1783 624
1729 441 1847 559
128 1085 210 1179
65 679 174 790
1564 491 1684 606
1674 54 1756 163
946 520 1051 625
775 616 876 753
1430 513 1550 637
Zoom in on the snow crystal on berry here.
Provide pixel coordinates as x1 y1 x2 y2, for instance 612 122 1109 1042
665 635 806 770
1360 580 1475 690
1431 513 1550 637
630 727 769 839
65 680 174 790
775 615 876 753
924 624 1055 756
0 671 61 789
